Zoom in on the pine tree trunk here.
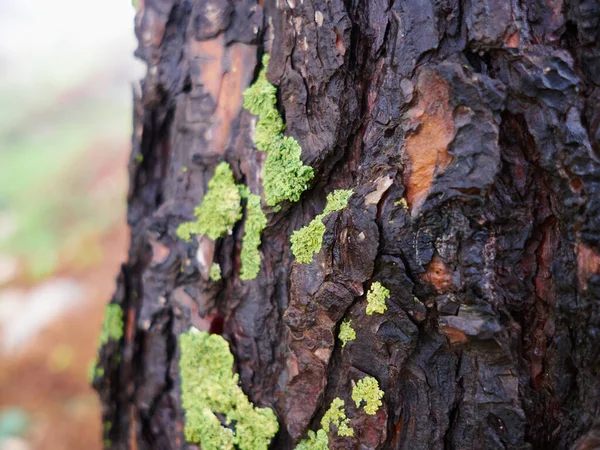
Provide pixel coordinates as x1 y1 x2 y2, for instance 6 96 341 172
94 0 600 448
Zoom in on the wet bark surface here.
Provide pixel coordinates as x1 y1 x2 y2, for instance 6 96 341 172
95 0 600 448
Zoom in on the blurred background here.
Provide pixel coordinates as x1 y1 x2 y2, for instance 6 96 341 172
0 0 142 448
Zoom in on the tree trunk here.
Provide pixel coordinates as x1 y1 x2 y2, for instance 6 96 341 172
94 0 600 449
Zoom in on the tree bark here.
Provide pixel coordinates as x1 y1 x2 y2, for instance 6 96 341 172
94 0 600 448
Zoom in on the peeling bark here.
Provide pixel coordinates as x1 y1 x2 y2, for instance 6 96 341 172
95 0 600 448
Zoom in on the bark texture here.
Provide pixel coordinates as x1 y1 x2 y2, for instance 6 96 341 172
95 0 600 448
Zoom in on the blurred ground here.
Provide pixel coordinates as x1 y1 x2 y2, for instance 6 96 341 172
0 0 140 448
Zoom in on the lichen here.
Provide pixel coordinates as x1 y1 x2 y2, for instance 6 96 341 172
239 192 267 280
338 320 356 348
321 398 354 437
290 189 353 264
99 304 124 346
295 429 329 450
295 397 354 449
209 263 222 281
243 54 314 206
176 162 242 241
395 198 408 209
89 304 123 384
179 329 279 450
352 377 384 415
366 282 389 315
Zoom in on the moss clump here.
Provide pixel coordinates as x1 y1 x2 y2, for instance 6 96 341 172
290 189 353 264
321 398 353 437
243 55 314 206
99 304 124 346
366 282 389 315
209 263 222 281
352 377 384 415
239 191 267 280
179 330 279 450
338 320 356 348
177 162 242 241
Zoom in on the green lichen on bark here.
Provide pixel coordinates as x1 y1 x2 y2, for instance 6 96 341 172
352 376 384 415
89 304 123 383
295 397 354 449
321 398 354 437
209 263 222 281
179 329 279 450
291 189 353 263
243 54 314 206
338 319 356 348
99 304 124 346
176 162 242 241
366 282 389 315
239 193 267 280
295 430 329 450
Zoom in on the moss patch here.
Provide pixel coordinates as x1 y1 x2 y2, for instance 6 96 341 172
179 330 279 450
243 55 314 206
239 190 267 281
352 376 384 415
338 320 356 348
177 162 242 241
290 189 353 264
366 282 389 315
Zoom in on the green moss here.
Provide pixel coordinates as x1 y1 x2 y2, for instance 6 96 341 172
338 320 356 348
321 398 353 437
177 162 242 241
181 166 188 173
240 193 267 280
99 304 124 346
352 377 384 415
209 263 222 281
366 282 389 315
290 189 353 264
295 429 329 450
179 330 279 450
243 55 314 206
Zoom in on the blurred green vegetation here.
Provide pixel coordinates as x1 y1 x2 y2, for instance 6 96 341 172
0 81 130 280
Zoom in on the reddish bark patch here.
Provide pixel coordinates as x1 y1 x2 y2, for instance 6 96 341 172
189 39 254 155
423 255 454 293
441 325 468 344
403 70 454 212
575 242 600 290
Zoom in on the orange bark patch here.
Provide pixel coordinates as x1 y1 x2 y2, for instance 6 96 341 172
441 325 468 344
211 43 255 155
576 242 600 290
423 255 454 292
403 70 454 212
189 39 255 155
505 32 520 48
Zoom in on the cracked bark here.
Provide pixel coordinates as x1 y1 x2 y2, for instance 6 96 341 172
94 0 600 449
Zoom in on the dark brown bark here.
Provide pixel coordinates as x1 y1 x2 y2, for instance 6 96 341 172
94 0 600 449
